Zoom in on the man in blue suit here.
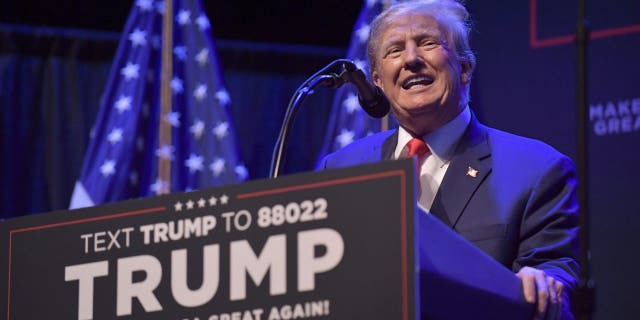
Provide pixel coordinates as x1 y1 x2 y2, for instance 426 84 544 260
317 1 580 319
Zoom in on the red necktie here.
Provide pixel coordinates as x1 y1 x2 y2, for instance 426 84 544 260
405 138 429 201
406 138 429 159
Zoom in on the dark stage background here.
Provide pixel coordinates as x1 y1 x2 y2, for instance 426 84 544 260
1 0 639 319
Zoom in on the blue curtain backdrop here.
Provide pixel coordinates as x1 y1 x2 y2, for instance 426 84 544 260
0 25 342 219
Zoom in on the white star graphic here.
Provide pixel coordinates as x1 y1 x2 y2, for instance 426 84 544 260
174 45 187 61
355 23 371 43
197 198 206 208
209 158 226 177
185 153 204 173
150 178 169 195
190 119 205 140
114 95 132 113
164 111 181 127
107 128 123 144
212 122 229 140
235 165 249 181
208 196 217 206
170 77 184 94
185 200 194 210
220 194 229 205
336 129 355 148
100 159 116 177
343 93 360 114
195 48 209 66
193 83 207 101
155 144 175 160
136 0 153 11
129 28 147 47
174 201 184 211
215 89 231 106
120 62 140 81
196 15 210 31
176 9 191 26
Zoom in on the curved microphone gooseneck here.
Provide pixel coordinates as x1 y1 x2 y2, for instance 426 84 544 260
269 59 390 178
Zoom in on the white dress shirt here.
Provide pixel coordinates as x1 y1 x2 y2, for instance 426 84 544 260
394 106 472 211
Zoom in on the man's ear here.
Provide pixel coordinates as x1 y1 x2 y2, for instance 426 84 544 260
460 60 472 84
372 70 382 88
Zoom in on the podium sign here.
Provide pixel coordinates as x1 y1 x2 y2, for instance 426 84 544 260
1 160 416 320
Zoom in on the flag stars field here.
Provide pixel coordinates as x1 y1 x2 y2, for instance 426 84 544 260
136 0 153 11
165 111 181 127
107 128 123 144
190 119 205 140
215 89 231 106
337 129 355 148
213 122 229 140
176 9 191 25
185 153 204 173
235 165 249 181
156 144 175 160
355 24 370 43
196 15 210 31
210 158 226 177
120 62 140 80
171 77 184 94
70 0 248 209
129 28 147 47
193 83 208 101
150 179 169 195
343 93 360 114
174 45 187 61
114 95 132 113
195 48 209 66
100 160 116 177
316 1 385 165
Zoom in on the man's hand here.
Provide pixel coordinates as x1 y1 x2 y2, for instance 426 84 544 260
516 266 564 320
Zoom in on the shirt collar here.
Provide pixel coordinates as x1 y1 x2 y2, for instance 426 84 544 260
394 106 472 162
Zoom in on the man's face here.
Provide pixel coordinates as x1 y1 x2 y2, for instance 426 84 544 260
372 13 470 135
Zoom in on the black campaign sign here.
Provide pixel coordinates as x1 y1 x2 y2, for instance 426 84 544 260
0 160 416 320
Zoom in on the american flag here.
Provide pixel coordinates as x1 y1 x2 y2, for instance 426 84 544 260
70 0 247 209
316 0 396 165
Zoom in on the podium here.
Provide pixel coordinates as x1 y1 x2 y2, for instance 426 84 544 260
0 159 532 319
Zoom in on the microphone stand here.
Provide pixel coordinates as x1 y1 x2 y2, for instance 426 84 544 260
269 59 352 178
574 0 595 318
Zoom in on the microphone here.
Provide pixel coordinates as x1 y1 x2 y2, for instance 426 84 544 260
338 61 390 118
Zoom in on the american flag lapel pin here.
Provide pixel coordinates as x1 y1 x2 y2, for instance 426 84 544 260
466 166 478 178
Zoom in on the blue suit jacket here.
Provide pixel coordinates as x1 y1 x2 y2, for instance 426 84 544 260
317 115 580 299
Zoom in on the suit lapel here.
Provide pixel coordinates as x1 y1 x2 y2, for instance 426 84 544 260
381 130 399 160
430 116 492 228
